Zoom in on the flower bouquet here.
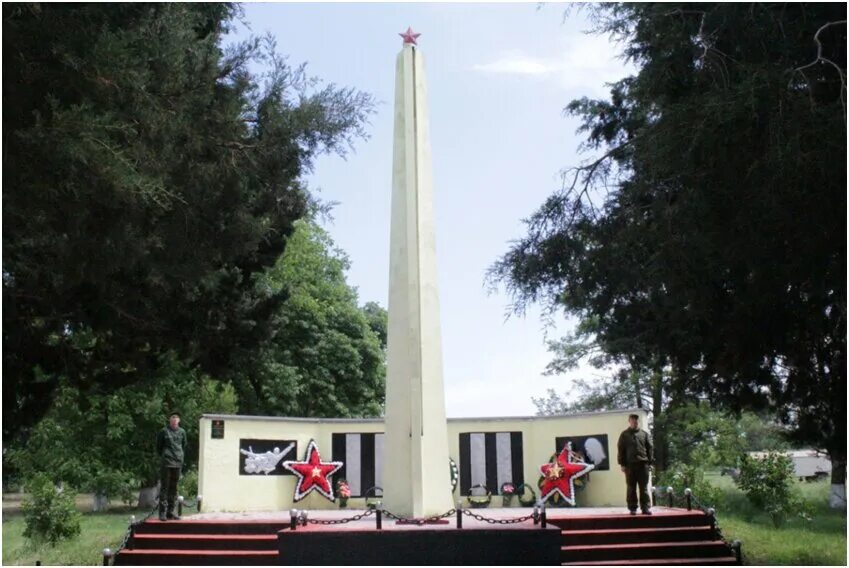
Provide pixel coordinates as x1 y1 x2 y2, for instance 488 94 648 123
336 479 351 508
500 482 516 507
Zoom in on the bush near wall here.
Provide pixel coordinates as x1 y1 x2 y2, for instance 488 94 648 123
21 474 82 545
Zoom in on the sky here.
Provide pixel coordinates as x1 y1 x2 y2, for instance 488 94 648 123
228 2 634 417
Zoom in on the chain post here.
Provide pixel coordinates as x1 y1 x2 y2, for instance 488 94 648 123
197 494 203 513
102 548 113 566
376 506 382 530
707 507 717 536
532 503 539 525
731 540 742 564
456 500 463 529
540 502 547 529
177 495 184 517
667 486 674 508
289 509 298 531
684 488 692 511
128 518 136 548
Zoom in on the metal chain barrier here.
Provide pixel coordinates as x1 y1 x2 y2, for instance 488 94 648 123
110 502 160 564
380 507 456 525
461 509 535 525
306 509 375 525
659 488 741 564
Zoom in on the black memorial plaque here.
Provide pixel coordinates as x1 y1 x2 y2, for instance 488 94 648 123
554 434 610 471
238 438 298 476
211 419 225 439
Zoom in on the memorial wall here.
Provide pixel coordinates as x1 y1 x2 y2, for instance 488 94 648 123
198 408 649 512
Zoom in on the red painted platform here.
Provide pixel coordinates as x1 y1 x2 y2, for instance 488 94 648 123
112 507 740 566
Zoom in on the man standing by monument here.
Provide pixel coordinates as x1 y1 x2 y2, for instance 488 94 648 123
156 412 187 521
617 413 653 515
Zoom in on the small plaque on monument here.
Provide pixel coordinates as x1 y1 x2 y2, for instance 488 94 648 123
211 419 225 439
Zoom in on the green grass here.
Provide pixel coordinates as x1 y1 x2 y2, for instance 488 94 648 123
2 511 133 566
705 472 847 565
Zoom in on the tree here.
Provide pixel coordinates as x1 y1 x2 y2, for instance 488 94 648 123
362 302 389 349
737 412 790 453
491 3 845 505
3 4 375 443
535 320 673 468
536 382 789 471
7 354 237 505
532 379 636 416
233 220 387 418
6 218 386 499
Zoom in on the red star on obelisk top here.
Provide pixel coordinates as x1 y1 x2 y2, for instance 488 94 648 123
399 26 421 46
539 442 595 505
281 439 343 502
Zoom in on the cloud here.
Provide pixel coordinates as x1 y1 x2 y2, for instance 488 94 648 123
472 33 635 95
473 54 554 76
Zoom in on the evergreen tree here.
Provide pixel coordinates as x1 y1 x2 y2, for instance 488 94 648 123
6 354 238 503
491 3 845 504
236 220 387 418
3 4 375 442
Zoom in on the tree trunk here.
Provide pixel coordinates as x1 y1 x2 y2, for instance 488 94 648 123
138 483 159 510
92 491 109 512
631 368 643 409
829 453 846 510
650 369 668 472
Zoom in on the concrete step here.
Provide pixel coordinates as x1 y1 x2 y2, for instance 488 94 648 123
563 556 739 566
550 511 711 531
133 519 289 535
132 533 278 550
561 540 732 563
561 525 715 545
114 549 278 566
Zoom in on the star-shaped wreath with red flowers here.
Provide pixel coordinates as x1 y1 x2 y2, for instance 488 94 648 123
539 442 594 506
281 439 344 502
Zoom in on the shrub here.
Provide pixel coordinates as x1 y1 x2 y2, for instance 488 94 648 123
21 474 81 544
180 468 198 501
656 463 721 508
736 452 810 527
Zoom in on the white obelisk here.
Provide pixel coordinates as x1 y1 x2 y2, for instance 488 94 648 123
382 28 454 518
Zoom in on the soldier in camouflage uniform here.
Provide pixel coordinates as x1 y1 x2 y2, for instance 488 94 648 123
156 412 187 521
617 413 654 515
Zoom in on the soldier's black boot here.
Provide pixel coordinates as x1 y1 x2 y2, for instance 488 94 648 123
166 506 181 521
158 503 167 522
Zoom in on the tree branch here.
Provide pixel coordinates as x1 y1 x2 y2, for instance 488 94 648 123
792 20 847 122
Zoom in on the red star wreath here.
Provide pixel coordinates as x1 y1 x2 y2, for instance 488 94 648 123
281 439 344 502
539 442 594 505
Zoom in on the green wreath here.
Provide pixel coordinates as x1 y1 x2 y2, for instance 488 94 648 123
364 486 383 510
516 483 537 507
466 483 492 508
449 457 459 493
